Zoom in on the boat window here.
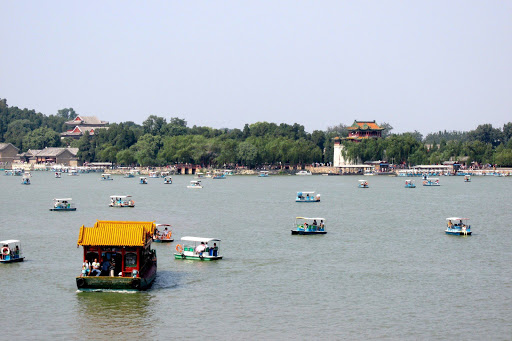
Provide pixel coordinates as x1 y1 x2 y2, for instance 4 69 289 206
86 252 99 262
125 253 137 267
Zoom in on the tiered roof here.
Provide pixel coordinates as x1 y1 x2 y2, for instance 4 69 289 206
65 115 108 126
347 120 384 131
77 221 156 247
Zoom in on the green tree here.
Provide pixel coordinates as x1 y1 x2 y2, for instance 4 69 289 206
22 127 61 150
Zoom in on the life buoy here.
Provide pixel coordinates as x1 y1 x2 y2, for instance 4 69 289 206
176 244 183 253
1 247 9 255
166 232 172 239
76 278 85 287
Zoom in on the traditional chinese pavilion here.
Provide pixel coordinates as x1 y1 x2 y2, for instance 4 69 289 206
346 120 384 141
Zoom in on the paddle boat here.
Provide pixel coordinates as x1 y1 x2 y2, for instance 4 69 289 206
187 180 203 189
160 171 170 178
291 217 326 235
364 170 375 176
223 169 234 176
296 191 320 202
358 180 369 188
212 172 226 179
464 175 471 182
405 179 416 188
149 171 159 178
101 173 113 181
0 240 24 263
195 172 205 179
13 168 24 176
258 170 270 177
174 237 222 260
296 170 312 176
75 220 157 291
55 171 62 178
205 171 212 178
124 171 134 178
163 176 172 184
153 224 173 242
68 169 79 176
423 178 440 186
109 195 135 208
139 177 148 184
49 198 76 211
445 217 471 236
21 175 31 185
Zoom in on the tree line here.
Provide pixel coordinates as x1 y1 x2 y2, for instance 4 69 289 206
1 98 512 166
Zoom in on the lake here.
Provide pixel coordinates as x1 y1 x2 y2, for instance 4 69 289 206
1 172 511 340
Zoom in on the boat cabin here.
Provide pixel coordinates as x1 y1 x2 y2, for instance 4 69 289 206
109 195 135 208
140 177 148 184
163 176 172 184
50 198 76 211
0 240 24 263
76 220 157 291
296 191 321 202
101 173 113 181
174 237 222 260
445 217 471 236
292 217 326 235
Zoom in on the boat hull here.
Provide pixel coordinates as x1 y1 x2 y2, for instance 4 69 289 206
174 253 222 261
445 231 472 236
76 263 157 291
153 239 174 243
295 199 320 203
49 208 77 211
291 230 327 235
0 257 24 263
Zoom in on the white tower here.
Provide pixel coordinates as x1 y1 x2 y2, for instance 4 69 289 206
333 137 350 167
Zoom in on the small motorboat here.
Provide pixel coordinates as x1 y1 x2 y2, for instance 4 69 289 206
101 173 113 181
423 178 440 186
153 224 173 242
49 198 77 211
405 179 416 188
464 175 471 182
291 217 326 235
174 237 222 260
140 177 148 184
445 217 472 236
296 191 320 202
109 195 135 208
55 172 62 178
358 180 369 188
258 171 270 177
0 240 24 263
187 180 203 189
163 176 172 184
22 176 31 185
296 170 312 176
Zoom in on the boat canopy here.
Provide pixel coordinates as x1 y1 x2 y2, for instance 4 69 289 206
295 217 325 221
110 195 132 198
0 240 20 245
297 191 315 194
427 178 440 181
156 223 171 227
181 236 220 242
446 217 469 221
191 180 201 183
359 179 367 182
102 173 111 176
77 221 156 246
54 198 72 201
140 177 147 179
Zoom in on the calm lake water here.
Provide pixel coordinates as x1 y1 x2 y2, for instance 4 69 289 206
1 172 511 340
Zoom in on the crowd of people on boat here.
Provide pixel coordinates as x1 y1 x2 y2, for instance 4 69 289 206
195 242 219 257
302 220 325 231
447 220 467 229
80 257 117 277
1 244 20 260
154 227 172 240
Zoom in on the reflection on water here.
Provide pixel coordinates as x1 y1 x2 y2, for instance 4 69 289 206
75 292 154 338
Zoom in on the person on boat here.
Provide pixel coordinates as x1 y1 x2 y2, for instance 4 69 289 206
448 220 453 228
14 245 19 256
195 242 206 255
109 257 116 277
101 259 111 276
81 260 90 277
163 227 169 239
90 259 101 276
303 222 308 231
212 243 218 256
320 220 324 229
313 220 317 226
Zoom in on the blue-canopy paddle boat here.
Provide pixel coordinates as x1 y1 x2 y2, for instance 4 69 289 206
49 198 77 211
405 179 416 188
296 191 320 202
140 177 148 184
358 180 369 188
291 217 326 235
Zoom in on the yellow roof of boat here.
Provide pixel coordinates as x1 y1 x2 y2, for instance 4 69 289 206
77 220 156 247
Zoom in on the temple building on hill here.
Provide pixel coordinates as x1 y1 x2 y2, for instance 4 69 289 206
346 120 384 141
61 115 109 139
334 120 384 167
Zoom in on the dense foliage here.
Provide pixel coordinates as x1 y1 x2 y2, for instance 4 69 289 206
1 98 512 166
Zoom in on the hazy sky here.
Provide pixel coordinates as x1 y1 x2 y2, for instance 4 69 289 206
1 1 511 135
